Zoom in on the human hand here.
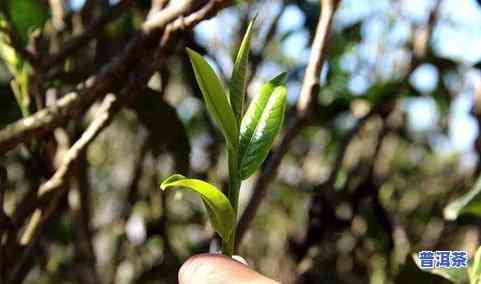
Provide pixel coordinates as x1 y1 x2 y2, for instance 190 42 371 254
178 253 280 284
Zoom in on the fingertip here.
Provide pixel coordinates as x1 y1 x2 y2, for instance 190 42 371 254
178 254 279 284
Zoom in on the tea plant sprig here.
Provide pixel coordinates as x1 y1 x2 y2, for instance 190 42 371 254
160 19 287 256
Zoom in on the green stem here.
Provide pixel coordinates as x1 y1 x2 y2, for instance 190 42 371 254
222 148 241 256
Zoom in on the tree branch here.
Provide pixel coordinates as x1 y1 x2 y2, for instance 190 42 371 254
9 93 119 283
0 0 233 155
6 2 235 281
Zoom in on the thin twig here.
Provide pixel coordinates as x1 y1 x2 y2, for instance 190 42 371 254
142 1 192 32
48 0 66 30
38 97 116 198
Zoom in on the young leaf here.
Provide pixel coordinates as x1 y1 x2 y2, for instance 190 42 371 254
229 18 255 121
186 48 238 149
238 75 287 179
160 174 235 240
238 73 286 157
7 0 49 45
444 175 481 221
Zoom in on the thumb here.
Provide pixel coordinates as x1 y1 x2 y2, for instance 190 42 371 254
178 253 279 284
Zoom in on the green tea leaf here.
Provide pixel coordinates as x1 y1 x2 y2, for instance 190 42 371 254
229 18 255 121
186 48 238 149
238 74 287 179
160 174 235 240
444 175 481 221
238 73 286 158
413 254 469 284
7 0 48 45
469 246 481 284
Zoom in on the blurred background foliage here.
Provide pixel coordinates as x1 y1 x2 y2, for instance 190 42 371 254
2 0 481 283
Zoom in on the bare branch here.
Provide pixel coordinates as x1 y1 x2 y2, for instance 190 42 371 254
48 0 66 30
297 0 340 115
148 0 170 20
143 1 190 32
41 97 115 198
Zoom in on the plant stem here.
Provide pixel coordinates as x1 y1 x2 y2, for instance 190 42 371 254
222 148 240 256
